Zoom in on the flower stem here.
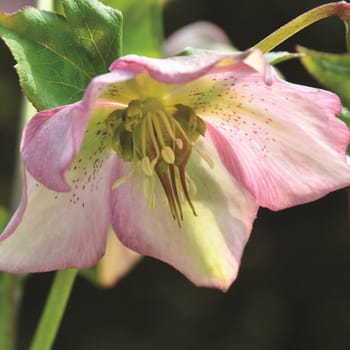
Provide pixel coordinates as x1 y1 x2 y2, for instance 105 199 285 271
29 269 78 350
0 274 23 350
255 1 350 53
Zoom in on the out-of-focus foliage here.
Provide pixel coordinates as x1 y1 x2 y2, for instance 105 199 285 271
100 0 164 57
298 46 350 109
0 207 9 231
55 0 164 57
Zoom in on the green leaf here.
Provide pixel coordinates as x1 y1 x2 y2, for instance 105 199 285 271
297 46 350 109
0 0 122 110
99 0 164 57
340 107 350 129
343 20 350 53
0 207 9 232
175 47 212 56
265 51 302 65
339 108 350 155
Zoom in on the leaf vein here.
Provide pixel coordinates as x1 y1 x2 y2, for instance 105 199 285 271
36 40 92 80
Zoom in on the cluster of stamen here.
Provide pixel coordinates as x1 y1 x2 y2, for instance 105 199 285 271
106 97 207 224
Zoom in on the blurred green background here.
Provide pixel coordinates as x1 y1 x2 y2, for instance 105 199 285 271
1 0 350 349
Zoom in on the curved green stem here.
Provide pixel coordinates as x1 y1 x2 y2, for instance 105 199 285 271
255 1 350 53
29 269 78 350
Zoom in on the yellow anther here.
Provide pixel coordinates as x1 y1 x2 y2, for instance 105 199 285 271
161 146 175 164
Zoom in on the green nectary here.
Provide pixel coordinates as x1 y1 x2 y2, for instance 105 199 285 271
105 97 207 224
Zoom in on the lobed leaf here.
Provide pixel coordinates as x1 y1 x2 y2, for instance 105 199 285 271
0 0 122 110
297 46 350 110
265 51 302 65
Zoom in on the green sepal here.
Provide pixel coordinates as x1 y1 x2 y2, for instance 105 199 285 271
297 46 350 109
0 0 122 110
98 0 164 57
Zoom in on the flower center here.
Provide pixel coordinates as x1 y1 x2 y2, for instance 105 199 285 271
106 97 207 224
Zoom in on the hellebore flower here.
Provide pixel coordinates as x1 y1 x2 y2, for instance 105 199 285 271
1 49 350 290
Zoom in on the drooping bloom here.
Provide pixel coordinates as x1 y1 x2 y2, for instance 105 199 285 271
1 49 349 290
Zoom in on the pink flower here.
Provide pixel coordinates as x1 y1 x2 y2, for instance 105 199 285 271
0 0 35 13
163 21 234 57
1 49 349 290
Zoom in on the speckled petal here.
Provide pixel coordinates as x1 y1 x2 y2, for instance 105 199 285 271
21 50 266 193
0 153 117 273
0 102 124 272
169 64 350 209
21 71 142 192
111 138 258 291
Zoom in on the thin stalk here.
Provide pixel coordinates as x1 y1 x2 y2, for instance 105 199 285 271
29 269 78 350
255 1 350 53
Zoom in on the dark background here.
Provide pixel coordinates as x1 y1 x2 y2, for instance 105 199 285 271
0 0 349 349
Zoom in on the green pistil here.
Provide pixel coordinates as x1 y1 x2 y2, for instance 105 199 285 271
106 97 206 224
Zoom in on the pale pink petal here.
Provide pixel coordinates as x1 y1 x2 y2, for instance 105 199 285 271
22 104 84 191
111 138 258 291
109 51 253 85
0 154 117 273
0 103 122 273
21 68 147 192
168 65 350 209
22 101 122 192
